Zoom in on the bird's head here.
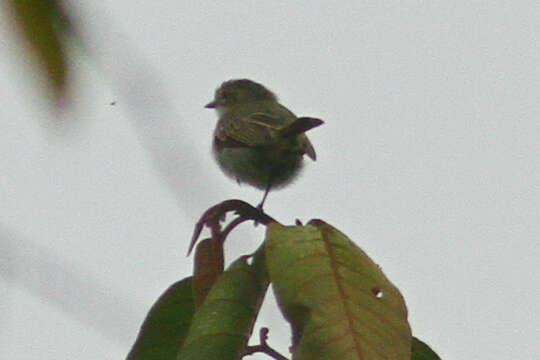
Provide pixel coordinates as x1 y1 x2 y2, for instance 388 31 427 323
205 79 277 112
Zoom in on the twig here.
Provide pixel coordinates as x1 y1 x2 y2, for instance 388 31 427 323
188 199 277 255
243 328 288 360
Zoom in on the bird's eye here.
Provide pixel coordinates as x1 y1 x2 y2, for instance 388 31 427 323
220 91 233 104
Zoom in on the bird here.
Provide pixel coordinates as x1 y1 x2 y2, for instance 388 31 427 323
206 79 323 209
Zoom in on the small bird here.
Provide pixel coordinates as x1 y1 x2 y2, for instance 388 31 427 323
206 79 323 209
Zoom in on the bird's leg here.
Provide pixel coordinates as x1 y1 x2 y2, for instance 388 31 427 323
257 180 272 211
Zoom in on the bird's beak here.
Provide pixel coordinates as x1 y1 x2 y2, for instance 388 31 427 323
205 101 216 109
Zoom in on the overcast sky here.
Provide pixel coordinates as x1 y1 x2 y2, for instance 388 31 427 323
2 2 539 359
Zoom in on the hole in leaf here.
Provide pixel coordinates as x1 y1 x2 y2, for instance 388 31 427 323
371 287 384 299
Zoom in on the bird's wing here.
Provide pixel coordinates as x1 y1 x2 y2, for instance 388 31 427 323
215 112 283 147
243 112 285 129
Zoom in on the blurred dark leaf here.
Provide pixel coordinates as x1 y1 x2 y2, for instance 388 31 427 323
127 277 195 360
8 0 72 101
265 220 412 360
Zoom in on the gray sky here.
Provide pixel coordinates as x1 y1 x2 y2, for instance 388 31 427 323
2 2 539 359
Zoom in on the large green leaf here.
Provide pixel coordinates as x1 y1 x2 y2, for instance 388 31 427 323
127 277 196 360
177 251 269 360
266 220 412 360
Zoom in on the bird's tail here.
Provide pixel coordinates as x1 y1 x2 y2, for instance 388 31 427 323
280 117 324 137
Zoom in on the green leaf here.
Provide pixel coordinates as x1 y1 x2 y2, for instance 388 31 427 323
266 220 412 360
177 251 269 360
193 238 224 308
411 337 441 360
127 277 196 360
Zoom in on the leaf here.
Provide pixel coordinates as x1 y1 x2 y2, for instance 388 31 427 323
265 220 412 360
193 238 224 308
127 277 196 360
411 337 441 360
177 251 269 360
8 0 70 101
